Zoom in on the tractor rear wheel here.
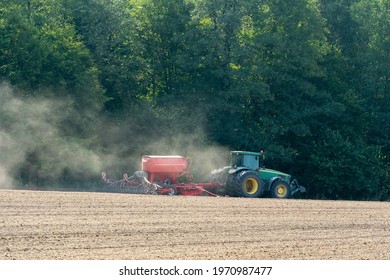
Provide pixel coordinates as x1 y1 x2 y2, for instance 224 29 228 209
271 180 291 199
227 170 263 198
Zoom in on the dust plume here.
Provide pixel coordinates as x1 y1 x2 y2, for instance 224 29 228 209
0 82 230 189
0 83 103 188
96 111 231 182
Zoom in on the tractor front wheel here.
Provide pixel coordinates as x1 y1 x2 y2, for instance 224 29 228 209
271 181 291 199
227 171 263 198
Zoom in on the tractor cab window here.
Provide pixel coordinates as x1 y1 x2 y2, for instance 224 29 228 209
242 155 259 170
231 154 242 167
231 153 260 170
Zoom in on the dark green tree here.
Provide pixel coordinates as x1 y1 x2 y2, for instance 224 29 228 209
317 0 389 199
130 0 195 98
63 0 145 111
0 0 105 107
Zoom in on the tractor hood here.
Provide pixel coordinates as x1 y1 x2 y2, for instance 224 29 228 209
259 168 291 182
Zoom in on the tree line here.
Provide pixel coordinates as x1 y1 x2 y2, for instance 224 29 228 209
0 0 388 200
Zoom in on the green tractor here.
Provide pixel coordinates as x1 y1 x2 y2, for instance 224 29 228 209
208 151 306 198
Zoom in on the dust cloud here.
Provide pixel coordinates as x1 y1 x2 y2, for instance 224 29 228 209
0 83 229 188
0 83 103 188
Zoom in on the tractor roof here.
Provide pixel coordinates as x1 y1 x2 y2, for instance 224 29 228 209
230 151 261 156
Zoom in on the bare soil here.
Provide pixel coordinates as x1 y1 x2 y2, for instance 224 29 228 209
0 189 389 260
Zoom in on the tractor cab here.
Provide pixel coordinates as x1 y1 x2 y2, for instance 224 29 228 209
230 151 264 170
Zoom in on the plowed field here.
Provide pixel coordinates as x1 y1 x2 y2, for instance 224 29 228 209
0 189 389 260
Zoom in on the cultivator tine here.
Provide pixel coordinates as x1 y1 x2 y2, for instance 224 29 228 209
101 171 161 194
108 181 147 194
290 179 306 195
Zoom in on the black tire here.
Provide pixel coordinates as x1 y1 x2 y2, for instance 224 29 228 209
270 180 291 199
166 186 177 196
227 170 263 198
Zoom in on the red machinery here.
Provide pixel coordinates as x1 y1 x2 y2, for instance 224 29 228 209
142 155 190 184
102 155 221 196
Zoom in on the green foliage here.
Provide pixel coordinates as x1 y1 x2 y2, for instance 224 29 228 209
62 0 142 111
0 0 388 200
130 0 197 98
0 0 105 107
304 129 388 200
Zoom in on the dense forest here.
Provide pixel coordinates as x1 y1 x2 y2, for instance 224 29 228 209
0 0 389 200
